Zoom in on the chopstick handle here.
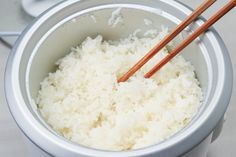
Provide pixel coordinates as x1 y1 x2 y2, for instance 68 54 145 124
144 0 236 78
118 0 216 82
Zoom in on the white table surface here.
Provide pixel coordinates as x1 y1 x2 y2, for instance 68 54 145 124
0 0 235 157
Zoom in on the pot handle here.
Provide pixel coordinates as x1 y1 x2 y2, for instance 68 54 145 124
0 32 21 37
211 115 225 143
0 32 21 49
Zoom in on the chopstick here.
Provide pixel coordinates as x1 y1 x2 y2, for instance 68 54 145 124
144 0 236 78
118 0 217 82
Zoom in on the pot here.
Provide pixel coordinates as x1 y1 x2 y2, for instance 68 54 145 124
5 0 233 157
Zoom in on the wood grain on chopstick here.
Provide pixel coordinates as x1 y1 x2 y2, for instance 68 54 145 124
117 0 216 82
144 0 236 78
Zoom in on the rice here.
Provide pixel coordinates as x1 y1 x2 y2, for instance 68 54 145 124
37 30 203 151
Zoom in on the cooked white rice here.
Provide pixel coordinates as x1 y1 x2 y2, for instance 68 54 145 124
37 30 203 151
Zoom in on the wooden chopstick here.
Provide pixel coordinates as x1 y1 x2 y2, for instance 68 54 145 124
144 0 236 78
118 0 217 82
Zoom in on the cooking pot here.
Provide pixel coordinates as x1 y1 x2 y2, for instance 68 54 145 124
5 0 233 157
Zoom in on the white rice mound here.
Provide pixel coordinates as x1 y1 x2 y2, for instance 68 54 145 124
37 31 203 151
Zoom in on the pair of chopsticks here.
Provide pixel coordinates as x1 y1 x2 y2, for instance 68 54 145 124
118 0 236 83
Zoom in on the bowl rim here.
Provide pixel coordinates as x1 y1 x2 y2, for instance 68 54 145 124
5 0 233 157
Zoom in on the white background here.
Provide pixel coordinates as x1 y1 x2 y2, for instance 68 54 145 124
0 0 235 156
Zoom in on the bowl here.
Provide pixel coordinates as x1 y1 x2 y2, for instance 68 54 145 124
5 0 233 157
